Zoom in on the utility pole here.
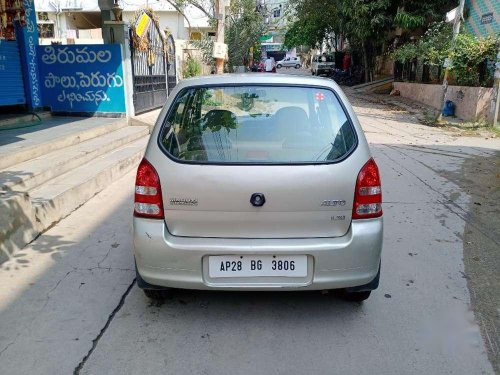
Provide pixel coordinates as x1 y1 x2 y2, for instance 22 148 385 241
215 0 226 74
494 50 500 128
437 0 466 121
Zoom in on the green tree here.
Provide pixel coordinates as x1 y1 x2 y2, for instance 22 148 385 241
183 56 203 77
393 0 454 29
390 21 498 86
225 0 265 69
170 0 264 71
283 0 338 50
169 0 216 20
391 22 453 65
450 33 498 86
418 22 452 66
390 42 420 64
284 0 456 81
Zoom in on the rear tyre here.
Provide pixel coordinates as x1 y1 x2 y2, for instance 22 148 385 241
277 64 282 69
340 261 381 302
295 64 301 69
342 290 371 302
136 261 173 301
143 289 172 301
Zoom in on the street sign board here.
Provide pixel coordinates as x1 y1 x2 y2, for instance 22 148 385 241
38 44 126 114
135 12 151 38
213 42 228 60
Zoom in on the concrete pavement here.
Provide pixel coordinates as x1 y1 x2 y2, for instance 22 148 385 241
0 75 498 374
0 171 136 374
0 116 149 262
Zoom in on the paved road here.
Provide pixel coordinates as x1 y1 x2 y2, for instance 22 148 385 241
1 72 498 374
276 67 311 75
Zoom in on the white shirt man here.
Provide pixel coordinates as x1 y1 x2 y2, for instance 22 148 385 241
264 57 274 72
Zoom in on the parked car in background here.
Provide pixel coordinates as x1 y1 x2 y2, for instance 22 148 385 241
276 56 301 69
311 54 335 76
134 74 383 303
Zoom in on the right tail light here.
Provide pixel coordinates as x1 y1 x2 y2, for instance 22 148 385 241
352 158 382 219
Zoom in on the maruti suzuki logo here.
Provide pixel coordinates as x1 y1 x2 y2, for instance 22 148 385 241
321 200 346 207
170 198 198 206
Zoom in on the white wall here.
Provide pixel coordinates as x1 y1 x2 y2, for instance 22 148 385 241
122 11 190 40
38 13 103 44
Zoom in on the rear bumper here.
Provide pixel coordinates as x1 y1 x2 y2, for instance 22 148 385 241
134 218 383 291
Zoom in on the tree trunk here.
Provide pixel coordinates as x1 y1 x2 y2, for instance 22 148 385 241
362 42 370 83
215 0 225 74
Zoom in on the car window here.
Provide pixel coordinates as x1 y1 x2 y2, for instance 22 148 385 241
160 85 356 164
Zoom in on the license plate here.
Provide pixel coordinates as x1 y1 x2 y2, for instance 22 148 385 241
208 255 307 278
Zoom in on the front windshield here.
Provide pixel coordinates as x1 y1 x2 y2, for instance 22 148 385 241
160 85 356 163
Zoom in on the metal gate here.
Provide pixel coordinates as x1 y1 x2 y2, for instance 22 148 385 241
166 34 177 93
130 12 168 115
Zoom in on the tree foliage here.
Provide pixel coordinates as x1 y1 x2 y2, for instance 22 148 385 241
451 33 498 86
389 42 420 64
418 22 452 65
390 22 452 65
391 21 498 86
282 0 335 49
284 0 456 80
393 10 425 29
174 0 264 70
183 56 203 77
225 0 265 68
393 0 454 28
173 0 216 20
192 35 215 67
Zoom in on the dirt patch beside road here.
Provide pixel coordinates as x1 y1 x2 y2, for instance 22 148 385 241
350 87 499 371
441 152 500 373
349 90 499 138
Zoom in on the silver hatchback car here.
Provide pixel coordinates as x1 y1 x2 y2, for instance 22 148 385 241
133 74 383 302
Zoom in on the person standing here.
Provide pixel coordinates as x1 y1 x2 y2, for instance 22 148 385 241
264 57 274 73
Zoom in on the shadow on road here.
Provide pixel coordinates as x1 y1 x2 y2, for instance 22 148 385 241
150 288 365 309
0 90 499 374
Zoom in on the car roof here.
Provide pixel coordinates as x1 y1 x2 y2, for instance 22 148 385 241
177 74 339 90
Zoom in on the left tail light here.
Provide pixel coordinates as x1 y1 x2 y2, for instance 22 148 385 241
134 158 164 219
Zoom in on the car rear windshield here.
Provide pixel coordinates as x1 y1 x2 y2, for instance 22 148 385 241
160 85 356 164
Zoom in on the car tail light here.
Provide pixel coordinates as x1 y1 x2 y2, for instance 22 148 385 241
352 158 382 219
134 158 164 219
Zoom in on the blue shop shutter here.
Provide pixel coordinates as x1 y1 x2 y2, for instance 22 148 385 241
0 40 26 106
